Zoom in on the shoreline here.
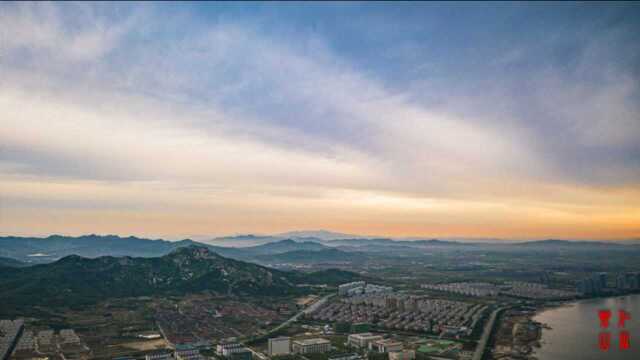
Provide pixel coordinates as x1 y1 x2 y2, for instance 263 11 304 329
527 293 640 359
535 292 640 318
492 293 640 360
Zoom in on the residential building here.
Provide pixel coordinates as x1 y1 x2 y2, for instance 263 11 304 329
175 348 201 360
405 298 418 312
385 297 398 310
217 342 244 356
625 272 640 289
578 278 595 295
14 330 34 352
592 275 603 294
59 329 80 345
597 273 607 289
145 351 173 360
363 284 393 295
339 282 365 296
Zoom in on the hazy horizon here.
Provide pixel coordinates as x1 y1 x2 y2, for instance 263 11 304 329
1 229 638 243
1 2 639 240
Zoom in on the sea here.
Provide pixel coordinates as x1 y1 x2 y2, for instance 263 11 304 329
532 293 640 359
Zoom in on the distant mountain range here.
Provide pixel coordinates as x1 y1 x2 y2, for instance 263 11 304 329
275 230 365 240
0 235 199 263
327 238 465 247
245 239 328 254
0 246 364 315
214 234 274 241
0 234 472 265
2 234 638 266
615 239 640 245
204 230 364 247
513 239 629 248
198 239 334 260
0 235 333 264
205 234 281 247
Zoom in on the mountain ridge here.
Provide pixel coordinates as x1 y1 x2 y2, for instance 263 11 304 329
3 234 637 266
275 230 366 240
514 239 629 247
0 245 364 315
0 234 200 263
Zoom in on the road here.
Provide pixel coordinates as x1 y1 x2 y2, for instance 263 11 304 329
242 293 335 359
267 293 335 336
245 345 269 360
472 307 504 360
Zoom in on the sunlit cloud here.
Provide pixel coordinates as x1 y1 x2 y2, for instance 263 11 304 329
1 2 638 239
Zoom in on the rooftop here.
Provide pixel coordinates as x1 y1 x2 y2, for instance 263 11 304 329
270 337 291 341
374 339 402 346
350 333 382 339
293 338 331 346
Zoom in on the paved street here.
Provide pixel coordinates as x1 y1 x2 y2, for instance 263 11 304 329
473 307 503 360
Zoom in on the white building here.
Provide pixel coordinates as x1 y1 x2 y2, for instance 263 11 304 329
292 338 331 354
145 351 173 360
175 348 202 360
339 281 366 296
217 342 245 356
347 333 383 349
268 337 291 356
364 284 393 295
339 282 393 297
369 339 402 353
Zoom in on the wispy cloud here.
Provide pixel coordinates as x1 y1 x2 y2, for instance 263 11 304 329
0 2 638 239
0 2 138 62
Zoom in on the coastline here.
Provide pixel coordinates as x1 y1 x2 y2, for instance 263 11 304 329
535 292 640 319
491 293 639 360
528 293 640 360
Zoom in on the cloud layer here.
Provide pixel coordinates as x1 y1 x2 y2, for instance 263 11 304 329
1 2 639 239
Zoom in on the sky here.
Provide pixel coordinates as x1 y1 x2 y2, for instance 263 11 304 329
1 2 639 240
